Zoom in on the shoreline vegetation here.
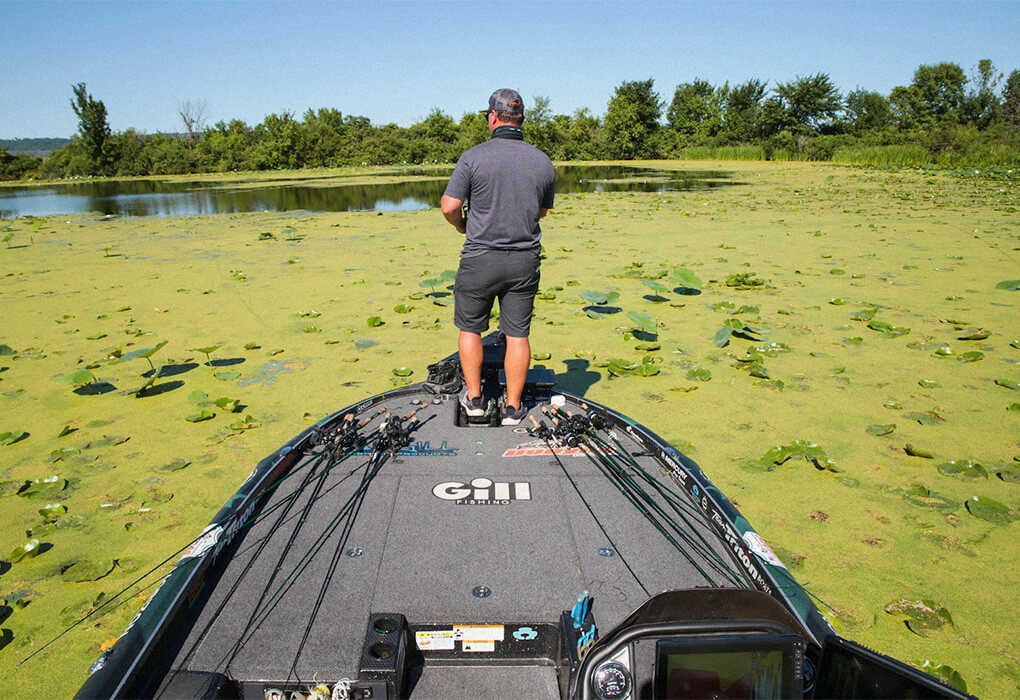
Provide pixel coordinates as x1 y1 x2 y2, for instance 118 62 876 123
1 161 1017 697
2 60 1019 182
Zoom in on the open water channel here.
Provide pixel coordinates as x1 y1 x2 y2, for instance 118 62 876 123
0 166 736 218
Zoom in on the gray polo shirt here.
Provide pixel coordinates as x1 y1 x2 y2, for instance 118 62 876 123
443 133 555 258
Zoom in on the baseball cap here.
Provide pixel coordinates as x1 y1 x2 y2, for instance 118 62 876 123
484 88 525 114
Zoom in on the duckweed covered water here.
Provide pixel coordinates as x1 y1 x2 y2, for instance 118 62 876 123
1 161 1017 696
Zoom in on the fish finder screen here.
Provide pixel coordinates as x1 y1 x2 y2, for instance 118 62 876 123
654 634 802 700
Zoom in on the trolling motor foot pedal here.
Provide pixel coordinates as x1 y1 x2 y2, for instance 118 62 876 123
456 398 499 427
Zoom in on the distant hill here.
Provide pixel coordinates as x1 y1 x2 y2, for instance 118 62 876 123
0 138 71 157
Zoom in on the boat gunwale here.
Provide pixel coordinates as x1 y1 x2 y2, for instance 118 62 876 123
76 375 830 697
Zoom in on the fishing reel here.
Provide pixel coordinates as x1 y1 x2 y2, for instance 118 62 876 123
311 415 364 460
375 411 418 455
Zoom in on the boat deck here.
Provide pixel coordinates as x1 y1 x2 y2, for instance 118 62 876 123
159 388 747 696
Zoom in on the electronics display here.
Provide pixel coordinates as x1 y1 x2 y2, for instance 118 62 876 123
653 634 804 699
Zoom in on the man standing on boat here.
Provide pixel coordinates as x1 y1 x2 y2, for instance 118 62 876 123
441 88 555 426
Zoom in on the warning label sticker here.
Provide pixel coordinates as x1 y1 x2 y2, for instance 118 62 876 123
415 630 455 651
452 625 504 642
463 640 495 652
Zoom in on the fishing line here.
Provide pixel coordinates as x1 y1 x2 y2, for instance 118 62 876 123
287 449 379 680
539 432 650 597
169 447 350 679
19 411 374 667
583 430 747 587
575 433 719 586
214 445 393 676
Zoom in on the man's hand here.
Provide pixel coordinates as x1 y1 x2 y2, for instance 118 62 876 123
441 195 467 234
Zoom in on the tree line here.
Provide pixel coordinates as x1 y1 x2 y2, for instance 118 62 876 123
2 59 1018 181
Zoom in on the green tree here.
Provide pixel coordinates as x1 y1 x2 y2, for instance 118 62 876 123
0 147 41 180
775 73 842 133
964 59 1002 129
667 79 724 140
1003 69 1020 129
524 95 559 156
297 108 346 167
843 88 894 133
456 111 489 154
603 79 663 159
721 79 766 142
199 119 252 172
563 107 603 160
406 109 458 163
70 82 113 175
892 62 968 127
247 112 301 169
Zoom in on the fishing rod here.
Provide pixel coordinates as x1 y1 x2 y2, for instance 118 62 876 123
536 403 747 588
527 414 651 597
18 408 385 668
212 409 421 676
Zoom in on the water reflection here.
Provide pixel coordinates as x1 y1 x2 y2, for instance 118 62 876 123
0 165 737 218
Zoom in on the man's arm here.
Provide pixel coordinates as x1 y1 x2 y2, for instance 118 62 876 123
441 194 467 234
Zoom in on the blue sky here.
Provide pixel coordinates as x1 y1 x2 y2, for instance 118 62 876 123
2 0 1018 139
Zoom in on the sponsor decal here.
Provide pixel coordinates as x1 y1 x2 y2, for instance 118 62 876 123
513 626 538 641
181 525 223 559
433 478 531 505
659 449 689 484
743 531 786 568
503 442 592 458
357 440 457 457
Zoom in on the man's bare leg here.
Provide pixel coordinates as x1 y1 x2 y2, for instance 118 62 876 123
503 335 530 409
458 331 484 399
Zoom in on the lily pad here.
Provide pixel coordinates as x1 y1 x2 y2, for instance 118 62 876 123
901 484 957 513
61 559 115 582
904 411 945 426
758 440 838 472
642 279 669 295
393 304 413 313
580 290 619 306
38 503 68 519
230 415 260 430
957 351 984 362
116 557 142 573
627 312 656 334
120 340 168 363
965 495 1017 524
61 369 97 387
917 662 967 694
186 410 215 423
885 599 954 636
9 539 42 563
866 424 896 436
366 316 383 327
904 444 934 458
957 328 990 340
936 460 988 480
213 371 240 381
994 377 1019 390
157 458 191 472
867 320 910 337
994 279 1020 291
531 352 551 361
392 367 413 377
996 465 1020 483
672 267 702 289
18 477 67 499
0 430 28 446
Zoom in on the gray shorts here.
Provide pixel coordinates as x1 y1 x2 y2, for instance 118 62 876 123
454 249 541 337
